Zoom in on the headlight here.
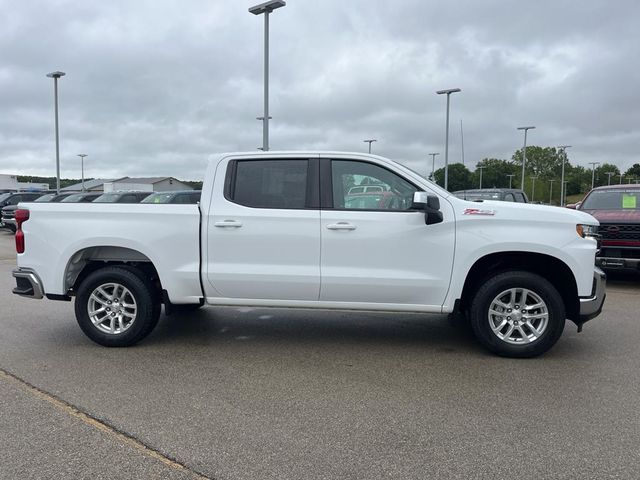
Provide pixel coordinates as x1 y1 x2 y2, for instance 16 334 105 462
576 224 599 239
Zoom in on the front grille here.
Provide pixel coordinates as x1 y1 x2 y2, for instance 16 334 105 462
600 224 640 241
600 248 640 259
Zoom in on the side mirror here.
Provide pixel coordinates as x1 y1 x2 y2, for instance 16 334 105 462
412 192 443 225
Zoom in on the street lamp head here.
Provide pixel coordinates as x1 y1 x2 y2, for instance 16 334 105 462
517 126 535 131
557 145 572 150
77 153 87 158
436 88 461 95
363 139 377 143
46 71 66 78
249 0 285 14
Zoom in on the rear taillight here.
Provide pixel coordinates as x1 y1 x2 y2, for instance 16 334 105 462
15 209 29 254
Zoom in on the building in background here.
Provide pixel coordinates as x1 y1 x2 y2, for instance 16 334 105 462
1 174 49 192
103 177 192 193
61 178 128 192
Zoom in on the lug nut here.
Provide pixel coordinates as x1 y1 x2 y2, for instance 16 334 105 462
507 316 511 320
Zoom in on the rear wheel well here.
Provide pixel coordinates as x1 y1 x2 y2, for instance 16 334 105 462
459 252 579 322
65 247 162 298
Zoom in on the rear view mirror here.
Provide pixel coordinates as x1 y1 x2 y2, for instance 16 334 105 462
412 192 443 225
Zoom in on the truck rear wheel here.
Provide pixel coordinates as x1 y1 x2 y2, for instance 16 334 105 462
469 271 565 358
75 266 161 347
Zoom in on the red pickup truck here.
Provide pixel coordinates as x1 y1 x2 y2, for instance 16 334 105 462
575 185 640 271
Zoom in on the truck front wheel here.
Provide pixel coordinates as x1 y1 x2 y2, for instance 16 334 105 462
75 266 161 347
469 271 566 358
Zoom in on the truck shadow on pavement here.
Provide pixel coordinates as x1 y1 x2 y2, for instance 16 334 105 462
147 307 482 354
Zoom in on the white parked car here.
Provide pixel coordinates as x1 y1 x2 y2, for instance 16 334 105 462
11 152 605 357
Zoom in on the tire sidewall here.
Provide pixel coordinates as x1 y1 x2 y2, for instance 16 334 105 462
470 271 566 358
75 267 157 347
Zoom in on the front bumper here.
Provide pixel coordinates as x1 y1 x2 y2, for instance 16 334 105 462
578 267 606 323
12 268 44 299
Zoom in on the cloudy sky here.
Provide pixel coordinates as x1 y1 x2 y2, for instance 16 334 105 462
1 0 638 181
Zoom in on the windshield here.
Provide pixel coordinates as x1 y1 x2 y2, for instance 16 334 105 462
0 193 11 202
141 193 174 203
455 191 501 201
582 190 640 210
34 193 56 202
61 194 87 202
93 193 121 203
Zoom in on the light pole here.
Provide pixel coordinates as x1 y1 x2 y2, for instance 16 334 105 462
436 88 461 191
363 139 377 154
478 166 485 189
46 71 66 194
77 154 87 191
429 152 439 180
249 0 286 151
557 145 571 207
563 181 568 206
588 161 600 189
606 171 615 185
619 173 623 184
549 179 555 205
506 174 515 188
530 176 538 202
517 126 535 190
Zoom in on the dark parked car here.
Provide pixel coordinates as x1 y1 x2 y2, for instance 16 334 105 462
452 188 529 203
0 192 48 231
93 191 151 203
575 184 640 271
141 190 201 204
60 192 103 203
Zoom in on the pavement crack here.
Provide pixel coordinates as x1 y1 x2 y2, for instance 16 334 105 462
0 367 214 480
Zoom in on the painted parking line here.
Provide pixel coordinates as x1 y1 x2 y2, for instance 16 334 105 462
0 368 211 480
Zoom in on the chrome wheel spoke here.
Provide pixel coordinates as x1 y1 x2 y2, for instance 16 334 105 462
88 307 105 317
493 318 508 332
525 321 543 337
516 326 531 343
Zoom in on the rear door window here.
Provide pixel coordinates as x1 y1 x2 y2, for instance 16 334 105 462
227 159 310 209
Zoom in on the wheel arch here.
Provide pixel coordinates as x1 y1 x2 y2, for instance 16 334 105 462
459 251 580 323
64 246 163 296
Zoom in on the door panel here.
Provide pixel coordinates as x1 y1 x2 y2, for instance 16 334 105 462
320 159 455 307
206 158 320 301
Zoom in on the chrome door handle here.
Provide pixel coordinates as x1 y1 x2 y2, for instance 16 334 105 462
326 222 356 230
214 220 243 228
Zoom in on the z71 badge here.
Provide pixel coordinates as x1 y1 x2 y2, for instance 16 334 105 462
463 208 496 216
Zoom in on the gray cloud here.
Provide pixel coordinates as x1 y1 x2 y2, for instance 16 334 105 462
1 0 639 181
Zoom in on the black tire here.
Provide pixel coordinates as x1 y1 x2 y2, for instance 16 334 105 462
75 266 161 347
6 224 16 233
469 271 566 358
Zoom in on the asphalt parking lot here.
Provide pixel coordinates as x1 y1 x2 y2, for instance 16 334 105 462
1 229 639 480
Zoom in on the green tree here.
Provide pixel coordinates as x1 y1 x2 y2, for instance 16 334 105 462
471 158 518 189
593 163 621 187
624 163 640 182
511 146 563 180
433 163 472 191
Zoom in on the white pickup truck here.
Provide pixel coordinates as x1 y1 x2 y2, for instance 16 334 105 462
12 152 606 357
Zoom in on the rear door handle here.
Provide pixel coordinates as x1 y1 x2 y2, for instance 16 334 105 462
214 220 243 228
326 222 357 231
